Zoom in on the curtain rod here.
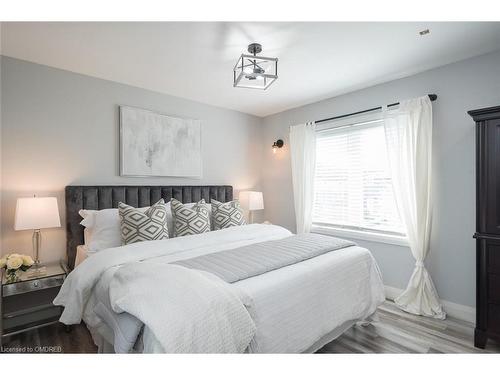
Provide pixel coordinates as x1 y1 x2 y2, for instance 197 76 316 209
315 94 438 124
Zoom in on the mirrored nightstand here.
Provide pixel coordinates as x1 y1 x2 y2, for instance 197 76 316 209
0 261 68 346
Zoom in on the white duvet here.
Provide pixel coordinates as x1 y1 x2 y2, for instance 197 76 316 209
54 224 385 353
109 263 256 353
54 224 291 324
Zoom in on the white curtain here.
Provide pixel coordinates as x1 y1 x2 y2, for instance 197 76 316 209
290 122 316 234
383 96 445 319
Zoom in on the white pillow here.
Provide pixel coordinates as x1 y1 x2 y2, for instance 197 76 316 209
79 207 148 251
79 209 96 228
79 209 96 245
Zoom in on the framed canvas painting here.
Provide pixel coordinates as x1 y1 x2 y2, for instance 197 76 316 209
119 106 202 178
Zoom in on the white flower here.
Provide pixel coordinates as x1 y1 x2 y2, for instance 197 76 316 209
0 256 7 269
22 255 35 267
6 255 23 270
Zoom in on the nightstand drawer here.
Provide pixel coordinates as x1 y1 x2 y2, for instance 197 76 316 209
3 305 62 334
2 275 65 297
3 287 60 315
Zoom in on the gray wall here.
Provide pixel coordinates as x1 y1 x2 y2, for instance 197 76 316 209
0 56 263 263
261 50 500 307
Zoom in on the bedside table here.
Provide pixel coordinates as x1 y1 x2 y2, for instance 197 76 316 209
0 261 68 346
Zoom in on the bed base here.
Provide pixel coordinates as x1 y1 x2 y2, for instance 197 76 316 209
87 312 379 354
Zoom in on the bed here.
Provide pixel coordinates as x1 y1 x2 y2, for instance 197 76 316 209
55 185 385 353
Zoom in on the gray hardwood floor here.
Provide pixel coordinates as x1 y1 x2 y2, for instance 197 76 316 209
2 300 499 353
318 301 500 354
1 323 97 354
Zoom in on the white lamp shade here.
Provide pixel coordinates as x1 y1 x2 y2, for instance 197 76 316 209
239 191 264 211
14 197 61 230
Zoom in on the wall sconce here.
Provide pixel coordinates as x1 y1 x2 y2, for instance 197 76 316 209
272 139 284 154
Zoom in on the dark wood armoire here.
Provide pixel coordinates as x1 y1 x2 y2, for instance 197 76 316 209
469 105 500 349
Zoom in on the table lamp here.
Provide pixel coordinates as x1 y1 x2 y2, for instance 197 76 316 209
238 191 264 224
14 196 61 266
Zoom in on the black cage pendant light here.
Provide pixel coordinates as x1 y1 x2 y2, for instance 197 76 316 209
233 43 278 90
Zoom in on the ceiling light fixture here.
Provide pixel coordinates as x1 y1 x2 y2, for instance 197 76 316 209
233 43 278 90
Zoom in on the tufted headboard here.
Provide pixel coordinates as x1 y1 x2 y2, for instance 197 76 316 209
65 185 233 269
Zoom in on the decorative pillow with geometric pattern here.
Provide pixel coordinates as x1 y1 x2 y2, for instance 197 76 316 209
211 199 246 230
118 199 169 245
170 198 211 237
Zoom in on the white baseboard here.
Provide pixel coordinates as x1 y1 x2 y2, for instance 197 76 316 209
384 285 476 324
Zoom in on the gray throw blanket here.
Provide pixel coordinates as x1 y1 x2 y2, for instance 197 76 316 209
174 233 355 283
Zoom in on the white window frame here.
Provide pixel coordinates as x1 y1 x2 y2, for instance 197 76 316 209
311 225 409 247
311 111 409 247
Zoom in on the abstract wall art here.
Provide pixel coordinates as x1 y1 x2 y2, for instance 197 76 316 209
119 106 202 178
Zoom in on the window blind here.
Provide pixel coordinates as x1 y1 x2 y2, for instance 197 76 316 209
313 120 405 236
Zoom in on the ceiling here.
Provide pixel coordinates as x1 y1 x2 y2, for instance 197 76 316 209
2 22 500 117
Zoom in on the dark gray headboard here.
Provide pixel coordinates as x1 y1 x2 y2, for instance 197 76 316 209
65 185 233 269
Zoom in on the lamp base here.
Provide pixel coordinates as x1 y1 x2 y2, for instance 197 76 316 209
32 229 42 265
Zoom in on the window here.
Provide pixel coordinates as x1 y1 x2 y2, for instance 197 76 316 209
312 118 406 241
